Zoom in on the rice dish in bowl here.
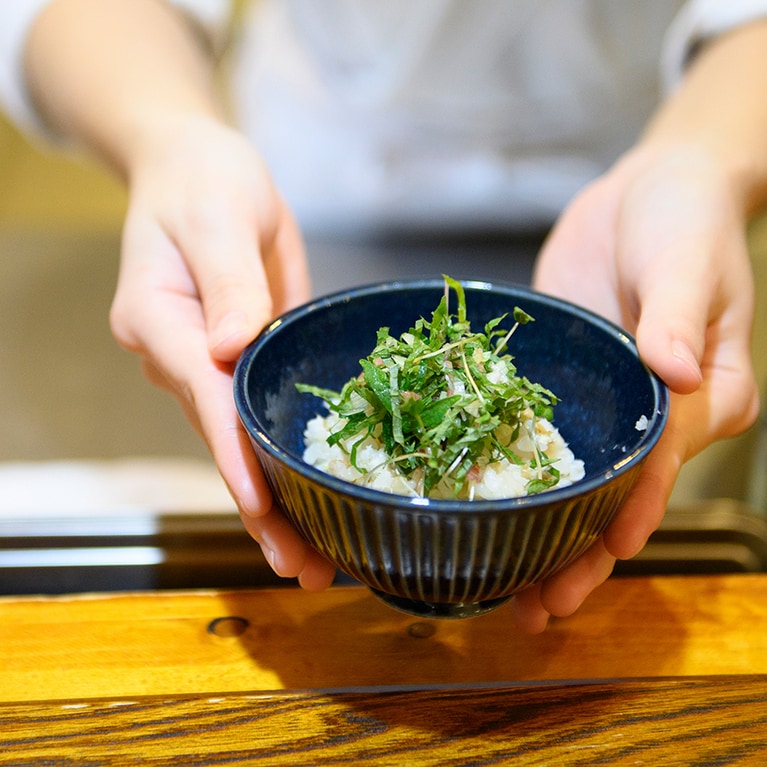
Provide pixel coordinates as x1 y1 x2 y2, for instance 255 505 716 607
303 406 585 500
297 276 585 503
233 278 669 619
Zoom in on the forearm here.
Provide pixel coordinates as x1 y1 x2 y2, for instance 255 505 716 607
641 18 767 218
23 0 222 180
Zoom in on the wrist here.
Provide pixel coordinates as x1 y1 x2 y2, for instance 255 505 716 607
24 0 224 180
632 132 767 221
638 19 767 219
120 108 225 184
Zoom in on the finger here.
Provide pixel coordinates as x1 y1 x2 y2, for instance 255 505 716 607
618 171 752 396
538 537 616 617
116 251 273 520
239 503 336 589
177 200 277 362
297 553 338 591
141 314 335 587
635 306 705 396
259 198 312 318
605 353 759 562
148 312 334 586
195 200 310 363
508 584 551 635
602 407 683 560
632 262 710 395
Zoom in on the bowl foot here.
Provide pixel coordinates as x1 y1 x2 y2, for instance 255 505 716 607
370 589 511 620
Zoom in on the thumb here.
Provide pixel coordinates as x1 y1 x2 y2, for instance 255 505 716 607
632 268 707 396
179 214 276 364
200 240 274 363
194 199 309 363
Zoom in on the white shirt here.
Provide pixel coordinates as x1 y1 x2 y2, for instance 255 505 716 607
3 0 767 234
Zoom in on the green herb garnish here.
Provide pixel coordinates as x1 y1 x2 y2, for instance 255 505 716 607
297 276 562 498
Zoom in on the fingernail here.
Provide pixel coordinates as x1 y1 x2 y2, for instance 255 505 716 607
258 527 292 577
259 538 278 572
671 340 702 380
211 311 249 353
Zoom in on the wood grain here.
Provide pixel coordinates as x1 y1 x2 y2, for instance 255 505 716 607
1 676 766 765
4 575 767 703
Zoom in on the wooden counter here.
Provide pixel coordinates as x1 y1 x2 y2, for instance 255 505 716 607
2 575 767 764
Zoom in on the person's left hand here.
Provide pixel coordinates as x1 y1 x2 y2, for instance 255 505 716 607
513 144 760 632
108 115 337 590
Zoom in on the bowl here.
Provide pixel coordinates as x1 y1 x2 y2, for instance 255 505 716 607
234 279 669 619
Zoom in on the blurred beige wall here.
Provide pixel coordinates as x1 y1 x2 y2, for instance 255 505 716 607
0 116 125 230
0 116 207 461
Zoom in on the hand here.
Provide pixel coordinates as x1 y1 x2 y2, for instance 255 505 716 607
109 115 336 590
514 144 760 632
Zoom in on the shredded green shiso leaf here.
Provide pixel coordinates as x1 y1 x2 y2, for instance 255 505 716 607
296 276 562 499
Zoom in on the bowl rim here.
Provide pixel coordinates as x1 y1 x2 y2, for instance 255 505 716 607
234 278 670 513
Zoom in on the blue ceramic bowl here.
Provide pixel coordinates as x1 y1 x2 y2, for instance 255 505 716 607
234 279 668 619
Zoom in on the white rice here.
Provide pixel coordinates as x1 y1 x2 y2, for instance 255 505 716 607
302 409 585 500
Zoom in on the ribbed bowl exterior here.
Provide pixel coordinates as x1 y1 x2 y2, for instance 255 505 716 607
254 437 640 604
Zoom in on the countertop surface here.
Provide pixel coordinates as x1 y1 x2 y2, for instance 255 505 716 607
3 575 767 764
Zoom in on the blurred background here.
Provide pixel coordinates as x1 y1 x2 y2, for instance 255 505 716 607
2 93 767 592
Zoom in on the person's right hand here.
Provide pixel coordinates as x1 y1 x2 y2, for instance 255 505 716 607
109 114 337 590
515 142 760 633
